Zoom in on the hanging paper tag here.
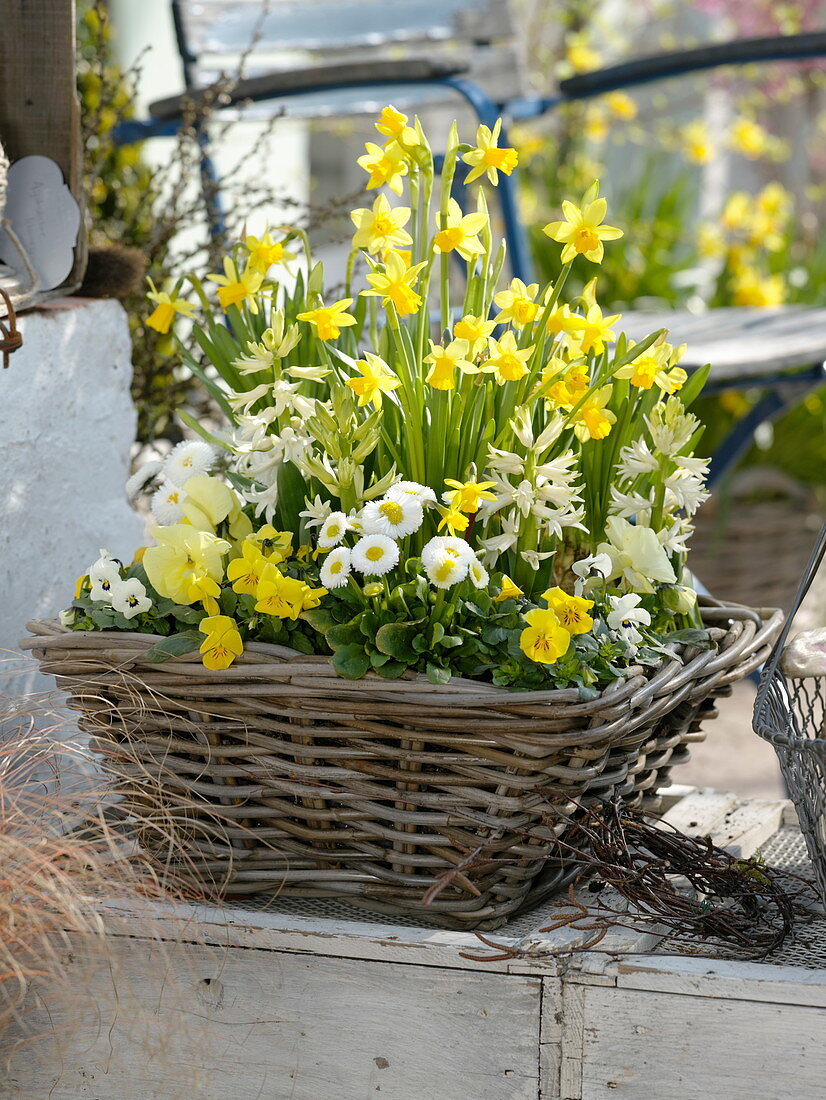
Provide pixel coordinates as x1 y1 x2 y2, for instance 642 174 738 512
0 155 81 292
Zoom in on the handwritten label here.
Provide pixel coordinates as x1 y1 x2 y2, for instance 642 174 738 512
0 156 80 292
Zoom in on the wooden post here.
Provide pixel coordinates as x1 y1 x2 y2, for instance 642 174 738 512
0 0 87 294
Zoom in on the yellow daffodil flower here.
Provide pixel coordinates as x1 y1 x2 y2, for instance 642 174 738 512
681 120 713 164
543 184 623 264
375 104 420 151
730 117 768 159
433 197 487 261
453 314 496 356
731 268 786 307
199 614 244 671
571 385 617 441
494 278 540 327
544 361 590 409
615 339 687 394
244 231 296 274
226 541 267 597
143 526 230 605
606 91 637 120
146 281 196 334
297 298 357 341
443 477 497 513
461 118 519 185
424 338 477 390
566 33 602 74
541 587 594 635
494 575 523 603
357 141 409 195
482 331 534 384
350 193 412 255
363 252 426 317
519 608 572 664
566 303 621 355
207 258 264 312
436 506 470 535
545 302 578 337
346 353 402 408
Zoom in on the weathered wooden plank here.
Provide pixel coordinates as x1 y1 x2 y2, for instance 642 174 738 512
578 985 826 1099
3 937 543 1100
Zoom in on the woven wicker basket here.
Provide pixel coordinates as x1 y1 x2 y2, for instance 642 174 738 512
25 597 781 930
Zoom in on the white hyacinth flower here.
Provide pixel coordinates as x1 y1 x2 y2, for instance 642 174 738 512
361 496 424 539
320 547 352 589
89 553 121 603
607 593 652 647
645 398 699 457
386 480 437 506
617 438 659 477
151 483 187 525
164 440 216 487
300 495 332 529
351 534 400 576
111 578 152 620
572 553 612 580
318 511 351 548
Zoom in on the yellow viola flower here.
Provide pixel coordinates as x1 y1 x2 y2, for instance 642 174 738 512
615 339 687 394
246 525 292 563
571 385 617 442
363 252 427 317
461 118 519 185
606 91 637 121
357 141 409 195
494 278 540 328
443 477 497 513
182 475 236 532
350 193 412 255
346 353 402 409
544 361 590 409
681 120 713 164
74 574 87 599
482 331 534 385
565 33 602 74
731 268 786 308
226 540 267 597
424 338 476 391
188 574 221 615
146 281 196 334
207 257 264 312
198 614 244 672
566 303 621 356
255 563 323 620
297 298 358 341
375 104 419 151
453 313 496 356
143 526 230 605
730 116 769 159
244 231 296 274
519 608 572 664
433 198 487 261
541 587 594 635
543 185 623 264
494 575 523 603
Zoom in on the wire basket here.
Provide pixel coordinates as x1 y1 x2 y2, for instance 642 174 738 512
754 522 826 904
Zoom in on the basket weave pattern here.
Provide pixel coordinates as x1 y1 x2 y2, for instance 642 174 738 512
27 599 780 929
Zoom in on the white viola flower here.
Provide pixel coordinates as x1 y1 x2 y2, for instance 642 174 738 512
468 557 489 589
361 496 424 539
386 480 437 506
421 536 475 568
164 440 216 487
125 460 163 500
151 483 187 525
617 438 659 477
89 554 121 603
607 593 652 647
299 495 332 529
572 553 612 581
351 534 400 576
111 578 152 620
320 547 352 589
597 516 677 593
423 549 470 588
318 511 351 548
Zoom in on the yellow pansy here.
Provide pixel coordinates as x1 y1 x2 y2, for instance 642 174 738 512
541 587 594 635
143 526 230 605
543 185 623 264
245 525 292 564
346 353 402 409
375 105 419 151
207 258 264 313
494 575 523 603
255 563 324 620
350 193 412 255
146 281 196 334
566 303 621 356
453 313 496 355
357 141 409 195
494 278 540 328
461 118 519 185
519 608 572 664
424 338 476 391
433 197 487 261
188 574 221 615
297 298 358 341
244 231 296 273
199 615 244 672
226 541 267 597
571 385 617 442
443 477 497 513
363 252 426 317
482 331 534 384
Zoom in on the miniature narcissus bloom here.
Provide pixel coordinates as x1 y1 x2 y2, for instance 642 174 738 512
146 280 196 334
207 257 264 312
482 331 533 384
433 198 487 261
461 119 519 185
357 141 409 194
543 183 623 263
244 231 296 273
374 104 420 151
345 353 402 409
351 194 412 255
363 252 426 317
423 338 476 390
494 279 539 328
296 298 357 341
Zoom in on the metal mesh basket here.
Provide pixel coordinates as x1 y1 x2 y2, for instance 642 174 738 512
754 523 826 903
